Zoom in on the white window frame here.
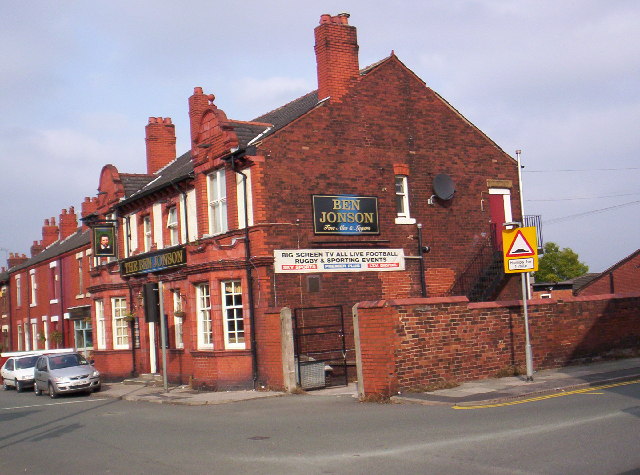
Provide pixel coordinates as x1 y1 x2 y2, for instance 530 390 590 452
394 175 416 224
221 280 245 349
96 299 106 350
167 206 179 246
29 269 37 307
111 297 129 350
236 169 254 228
76 251 85 298
15 275 21 307
17 324 23 351
196 283 212 350
207 168 228 235
31 322 38 350
49 261 59 304
173 290 184 349
143 215 152 252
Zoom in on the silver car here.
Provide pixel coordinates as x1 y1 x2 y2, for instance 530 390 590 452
34 352 101 398
1 354 39 392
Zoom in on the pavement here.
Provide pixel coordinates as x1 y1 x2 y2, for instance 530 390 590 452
94 357 640 407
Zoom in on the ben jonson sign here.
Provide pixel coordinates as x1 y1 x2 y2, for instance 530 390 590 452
312 195 379 235
120 247 187 277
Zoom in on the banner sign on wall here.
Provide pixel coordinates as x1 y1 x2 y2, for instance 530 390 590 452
274 249 405 273
312 195 379 235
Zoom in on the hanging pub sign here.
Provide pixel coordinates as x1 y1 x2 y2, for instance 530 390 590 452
312 195 379 235
92 223 117 257
274 248 405 273
120 246 187 277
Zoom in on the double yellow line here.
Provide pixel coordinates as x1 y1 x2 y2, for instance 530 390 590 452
453 379 640 409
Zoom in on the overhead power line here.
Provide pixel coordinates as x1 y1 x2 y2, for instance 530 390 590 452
543 200 640 225
526 192 640 202
524 167 640 173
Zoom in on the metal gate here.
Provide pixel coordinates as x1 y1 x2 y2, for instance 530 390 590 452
292 305 350 390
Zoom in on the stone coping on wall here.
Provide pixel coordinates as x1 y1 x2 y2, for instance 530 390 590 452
356 291 640 311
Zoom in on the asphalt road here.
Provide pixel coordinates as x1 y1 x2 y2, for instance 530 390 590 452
0 381 639 474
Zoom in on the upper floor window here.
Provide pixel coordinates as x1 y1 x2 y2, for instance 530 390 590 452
167 206 179 246
15 275 22 307
49 262 58 303
207 169 228 235
76 252 84 297
143 215 152 252
29 270 37 307
394 175 416 224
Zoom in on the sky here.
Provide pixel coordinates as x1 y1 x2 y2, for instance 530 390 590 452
1 0 638 273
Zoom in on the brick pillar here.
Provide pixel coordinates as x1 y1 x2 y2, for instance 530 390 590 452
314 13 360 102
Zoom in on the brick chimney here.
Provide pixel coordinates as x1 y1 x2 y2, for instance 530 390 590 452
146 117 177 174
189 87 215 147
81 197 98 230
42 218 59 247
314 13 360 102
7 253 28 269
30 240 44 257
59 206 78 239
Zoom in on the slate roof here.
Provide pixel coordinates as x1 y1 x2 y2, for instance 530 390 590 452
9 229 91 273
120 174 154 198
117 151 194 207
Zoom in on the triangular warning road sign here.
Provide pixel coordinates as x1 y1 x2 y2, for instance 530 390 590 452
506 229 535 257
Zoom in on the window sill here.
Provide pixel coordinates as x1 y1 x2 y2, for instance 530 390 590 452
395 217 416 225
49 299 59 304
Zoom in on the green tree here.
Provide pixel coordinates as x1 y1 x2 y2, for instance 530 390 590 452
534 242 589 282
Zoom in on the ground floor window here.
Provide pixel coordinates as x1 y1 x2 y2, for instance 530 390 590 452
112 297 129 349
74 319 93 356
196 283 212 349
17 325 23 351
222 280 245 349
95 299 106 349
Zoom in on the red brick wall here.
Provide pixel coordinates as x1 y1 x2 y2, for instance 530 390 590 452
355 293 640 397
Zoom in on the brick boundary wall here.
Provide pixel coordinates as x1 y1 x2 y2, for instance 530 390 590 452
354 293 640 398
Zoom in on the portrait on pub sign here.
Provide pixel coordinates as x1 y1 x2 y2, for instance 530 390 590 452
93 225 116 257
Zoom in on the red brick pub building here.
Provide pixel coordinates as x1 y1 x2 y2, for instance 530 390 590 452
2 14 523 390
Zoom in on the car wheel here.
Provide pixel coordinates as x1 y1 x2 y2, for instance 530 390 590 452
48 383 58 399
2 380 9 391
34 384 42 396
93 384 101 393
16 380 23 392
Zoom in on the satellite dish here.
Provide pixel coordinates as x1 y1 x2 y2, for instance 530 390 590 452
433 174 456 200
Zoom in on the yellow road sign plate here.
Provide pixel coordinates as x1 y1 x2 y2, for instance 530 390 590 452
502 227 538 273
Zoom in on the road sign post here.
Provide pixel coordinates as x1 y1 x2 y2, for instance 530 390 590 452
502 226 538 381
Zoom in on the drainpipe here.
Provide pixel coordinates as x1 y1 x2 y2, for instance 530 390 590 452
59 257 66 348
128 284 137 377
228 153 259 389
417 224 427 298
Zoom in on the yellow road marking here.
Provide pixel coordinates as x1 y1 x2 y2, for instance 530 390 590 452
453 379 640 410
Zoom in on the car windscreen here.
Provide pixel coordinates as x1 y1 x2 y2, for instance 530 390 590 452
15 356 39 369
49 354 88 369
